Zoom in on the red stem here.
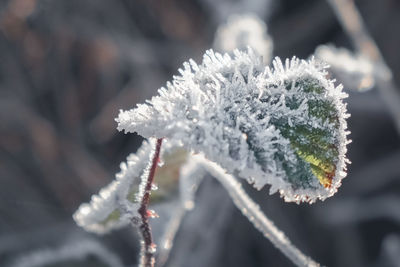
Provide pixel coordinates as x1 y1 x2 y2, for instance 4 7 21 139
137 138 163 267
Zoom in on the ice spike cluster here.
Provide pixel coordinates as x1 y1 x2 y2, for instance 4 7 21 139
117 48 351 203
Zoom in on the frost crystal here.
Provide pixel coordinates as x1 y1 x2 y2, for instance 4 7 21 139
117 48 351 203
214 13 273 63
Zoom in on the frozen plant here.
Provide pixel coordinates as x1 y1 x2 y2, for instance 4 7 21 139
74 48 350 267
117 49 350 203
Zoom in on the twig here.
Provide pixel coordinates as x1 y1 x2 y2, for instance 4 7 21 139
327 0 400 134
192 154 320 267
137 138 163 267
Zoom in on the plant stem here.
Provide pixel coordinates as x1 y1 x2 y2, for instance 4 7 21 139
192 155 320 267
137 138 163 267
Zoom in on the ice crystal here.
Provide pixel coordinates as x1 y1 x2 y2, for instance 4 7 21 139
117 48 351 203
214 13 273 63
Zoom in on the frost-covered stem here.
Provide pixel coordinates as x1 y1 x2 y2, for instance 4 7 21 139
327 0 400 133
137 138 163 267
192 155 320 267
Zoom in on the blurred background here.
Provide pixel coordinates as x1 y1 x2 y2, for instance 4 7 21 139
0 0 400 266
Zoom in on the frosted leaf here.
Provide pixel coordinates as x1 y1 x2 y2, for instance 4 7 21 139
315 45 374 91
214 13 273 63
73 139 189 234
73 139 156 234
117 48 351 203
